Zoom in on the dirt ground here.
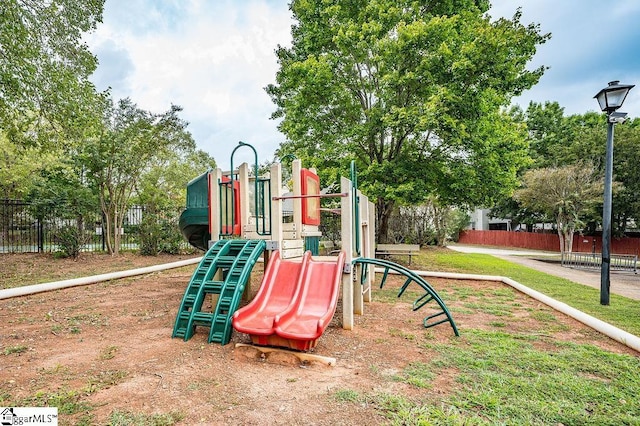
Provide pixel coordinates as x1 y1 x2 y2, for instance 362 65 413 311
0 254 637 425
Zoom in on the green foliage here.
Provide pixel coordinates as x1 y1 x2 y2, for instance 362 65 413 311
496 106 640 235
135 149 216 214
0 133 44 199
332 325 640 424
25 389 91 415
54 225 89 259
612 120 640 230
388 199 470 246
515 163 603 252
394 362 435 388
3 345 28 355
0 0 103 137
269 0 548 241
81 97 195 254
332 388 361 403
138 213 185 255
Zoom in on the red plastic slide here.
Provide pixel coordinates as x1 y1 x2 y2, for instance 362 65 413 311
232 251 309 339
274 251 345 350
232 251 345 351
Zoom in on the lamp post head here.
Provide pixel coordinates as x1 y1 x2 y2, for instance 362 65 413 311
594 80 635 113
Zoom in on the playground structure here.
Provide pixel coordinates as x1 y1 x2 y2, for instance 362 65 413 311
173 141 458 350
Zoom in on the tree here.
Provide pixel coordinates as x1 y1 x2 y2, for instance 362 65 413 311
514 164 602 254
611 120 640 232
0 0 104 137
0 132 44 199
388 196 469 246
524 101 576 167
135 149 216 255
82 98 195 255
492 106 609 231
26 156 98 258
267 1 548 242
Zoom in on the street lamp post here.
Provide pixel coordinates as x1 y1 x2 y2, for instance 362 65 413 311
593 80 634 305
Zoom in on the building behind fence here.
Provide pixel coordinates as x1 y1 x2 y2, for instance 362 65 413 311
0 199 186 254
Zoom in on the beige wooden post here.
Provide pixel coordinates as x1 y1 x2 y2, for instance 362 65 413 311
270 162 283 252
358 192 373 304
208 168 222 245
367 199 376 301
341 176 354 329
238 163 250 238
292 159 303 242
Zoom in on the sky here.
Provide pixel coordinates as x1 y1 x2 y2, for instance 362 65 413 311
86 1 640 169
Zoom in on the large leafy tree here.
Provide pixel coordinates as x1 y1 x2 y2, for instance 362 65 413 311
611 120 640 231
267 0 548 241
492 105 609 230
524 101 577 167
0 0 104 138
515 164 602 254
136 149 217 214
82 98 195 255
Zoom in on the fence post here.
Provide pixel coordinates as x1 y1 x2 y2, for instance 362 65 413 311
37 218 43 253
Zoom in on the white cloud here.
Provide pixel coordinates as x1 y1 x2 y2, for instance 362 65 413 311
87 0 292 167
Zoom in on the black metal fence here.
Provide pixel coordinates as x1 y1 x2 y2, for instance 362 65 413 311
0 199 182 254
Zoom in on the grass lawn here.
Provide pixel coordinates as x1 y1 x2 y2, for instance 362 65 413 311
349 247 640 425
411 248 640 337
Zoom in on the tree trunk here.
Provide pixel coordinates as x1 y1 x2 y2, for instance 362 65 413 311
375 198 395 243
432 202 449 247
113 207 124 256
556 224 565 255
566 227 575 253
556 220 575 254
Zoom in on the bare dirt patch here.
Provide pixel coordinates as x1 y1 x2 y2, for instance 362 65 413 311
0 252 197 288
0 254 636 425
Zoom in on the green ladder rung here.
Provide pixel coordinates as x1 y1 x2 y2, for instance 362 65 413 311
208 332 224 343
214 317 228 325
423 311 451 329
192 312 213 325
177 311 191 320
413 292 435 311
202 281 224 293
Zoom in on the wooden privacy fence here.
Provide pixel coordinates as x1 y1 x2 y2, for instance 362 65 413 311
458 230 640 255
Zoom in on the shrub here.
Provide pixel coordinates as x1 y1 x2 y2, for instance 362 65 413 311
54 225 89 259
139 213 184 255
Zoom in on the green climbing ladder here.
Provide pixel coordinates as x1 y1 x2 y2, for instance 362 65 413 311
172 239 266 344
353 258 459 336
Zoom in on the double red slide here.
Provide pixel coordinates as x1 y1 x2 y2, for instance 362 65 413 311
232 250 345 351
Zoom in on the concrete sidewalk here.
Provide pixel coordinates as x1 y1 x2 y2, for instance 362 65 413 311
448 245 640 301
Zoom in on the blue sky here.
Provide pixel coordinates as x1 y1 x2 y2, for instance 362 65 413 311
87 1 640 168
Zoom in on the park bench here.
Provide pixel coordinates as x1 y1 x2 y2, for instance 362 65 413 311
375 244 420 265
